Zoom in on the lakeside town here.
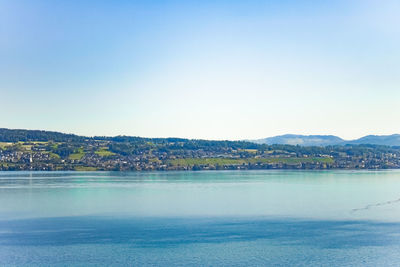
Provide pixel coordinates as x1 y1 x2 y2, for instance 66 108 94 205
1 129 400 171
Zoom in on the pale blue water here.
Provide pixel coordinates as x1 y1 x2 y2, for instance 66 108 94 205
1 170 400 266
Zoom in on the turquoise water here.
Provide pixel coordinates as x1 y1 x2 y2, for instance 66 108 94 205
1 170 400 266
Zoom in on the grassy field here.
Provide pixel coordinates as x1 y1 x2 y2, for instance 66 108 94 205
74 166 97 171
239 149 258 153
168 157 334 166
95 147 116 157
48 152 61 159
0 142 12 148
68 147 85 160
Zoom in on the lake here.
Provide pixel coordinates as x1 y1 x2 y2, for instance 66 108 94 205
1 170 400 266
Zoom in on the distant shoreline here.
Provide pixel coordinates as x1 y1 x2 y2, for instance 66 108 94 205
1 128 400 171
1 168 399 172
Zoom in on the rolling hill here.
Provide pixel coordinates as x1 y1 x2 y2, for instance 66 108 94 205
251 134 400 147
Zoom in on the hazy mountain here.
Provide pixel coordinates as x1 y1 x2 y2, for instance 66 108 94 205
251 134 400 147
348 134 400 146
251 134 344 146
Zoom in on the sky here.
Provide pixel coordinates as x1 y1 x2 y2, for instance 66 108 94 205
1 0 399 140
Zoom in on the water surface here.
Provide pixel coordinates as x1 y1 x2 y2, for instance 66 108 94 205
1 170 400 266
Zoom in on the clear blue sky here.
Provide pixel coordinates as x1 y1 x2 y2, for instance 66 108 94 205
1 0 399 140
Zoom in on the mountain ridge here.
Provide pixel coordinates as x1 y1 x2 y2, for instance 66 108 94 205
251 134 400 147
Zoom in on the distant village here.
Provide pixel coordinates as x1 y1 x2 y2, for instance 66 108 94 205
1 129 400 171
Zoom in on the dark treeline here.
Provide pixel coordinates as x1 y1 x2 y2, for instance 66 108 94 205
0 128 85 142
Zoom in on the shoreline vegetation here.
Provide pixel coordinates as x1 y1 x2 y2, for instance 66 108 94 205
0 128 399 171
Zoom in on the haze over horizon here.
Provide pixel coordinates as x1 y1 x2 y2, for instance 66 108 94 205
1 0 400 140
